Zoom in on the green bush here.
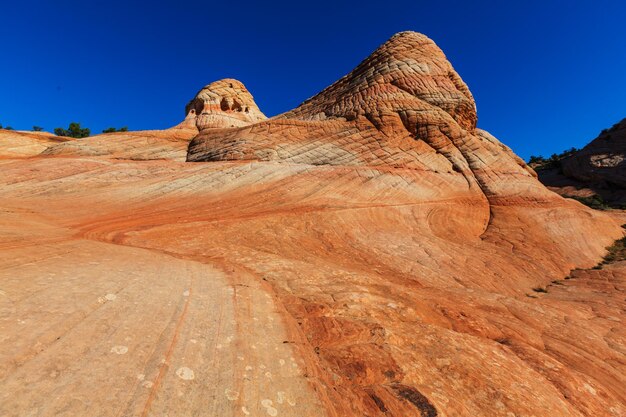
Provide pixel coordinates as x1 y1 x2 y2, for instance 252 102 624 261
566 196 626 211
54 122 90 138
566 195 610 210
102 126 128 133
32 126 44 132
528 147 579 170
602 236 626 264
528 155 546 165
593 226 626 269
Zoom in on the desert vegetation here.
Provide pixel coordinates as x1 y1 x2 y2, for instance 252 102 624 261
102 126 128 133
601 225 626 265
527 147 579 171
54 122 90 138
565 194 611 210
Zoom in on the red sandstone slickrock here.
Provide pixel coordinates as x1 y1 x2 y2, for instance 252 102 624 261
0 31 624 417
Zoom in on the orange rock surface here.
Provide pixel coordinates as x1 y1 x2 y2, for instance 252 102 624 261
42 122 198 161
187 78 267 130
0 130 70 158
0 32 625 417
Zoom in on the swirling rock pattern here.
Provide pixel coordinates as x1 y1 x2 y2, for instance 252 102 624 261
186 78 267 130
0 32 624 417
187 32 541 208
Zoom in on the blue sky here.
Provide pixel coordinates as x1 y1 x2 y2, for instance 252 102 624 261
1 0 624 159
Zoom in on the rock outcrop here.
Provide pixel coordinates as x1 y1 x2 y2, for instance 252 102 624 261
562 118 626 187
0 32 624 417
537 118 626 206
39 78 265 161
187 33 536 191
186 78 266 130
187 31 553 222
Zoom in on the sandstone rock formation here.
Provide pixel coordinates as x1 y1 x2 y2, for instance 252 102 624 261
186 78 266 130
535 118 626 207
0 32 625 417
187 32 537 191
37 78 265 161
562 118 626 187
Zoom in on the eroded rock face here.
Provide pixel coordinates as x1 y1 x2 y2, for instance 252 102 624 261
185 78 266 130
562 118 626 188
536 118 626 206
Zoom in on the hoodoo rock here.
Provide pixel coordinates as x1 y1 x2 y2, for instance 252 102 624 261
185 78 266 130
0 32 625 417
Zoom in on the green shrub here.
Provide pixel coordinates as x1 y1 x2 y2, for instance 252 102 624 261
54 122 90 138
565 195 626 211
593 227 626 269
32 126 44 132
528 147 579 170
565 194 610 210
528 155 546 165
602 237 626 264
102 126 128 133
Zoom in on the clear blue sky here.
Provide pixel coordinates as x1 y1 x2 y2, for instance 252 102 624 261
1 0 625 159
